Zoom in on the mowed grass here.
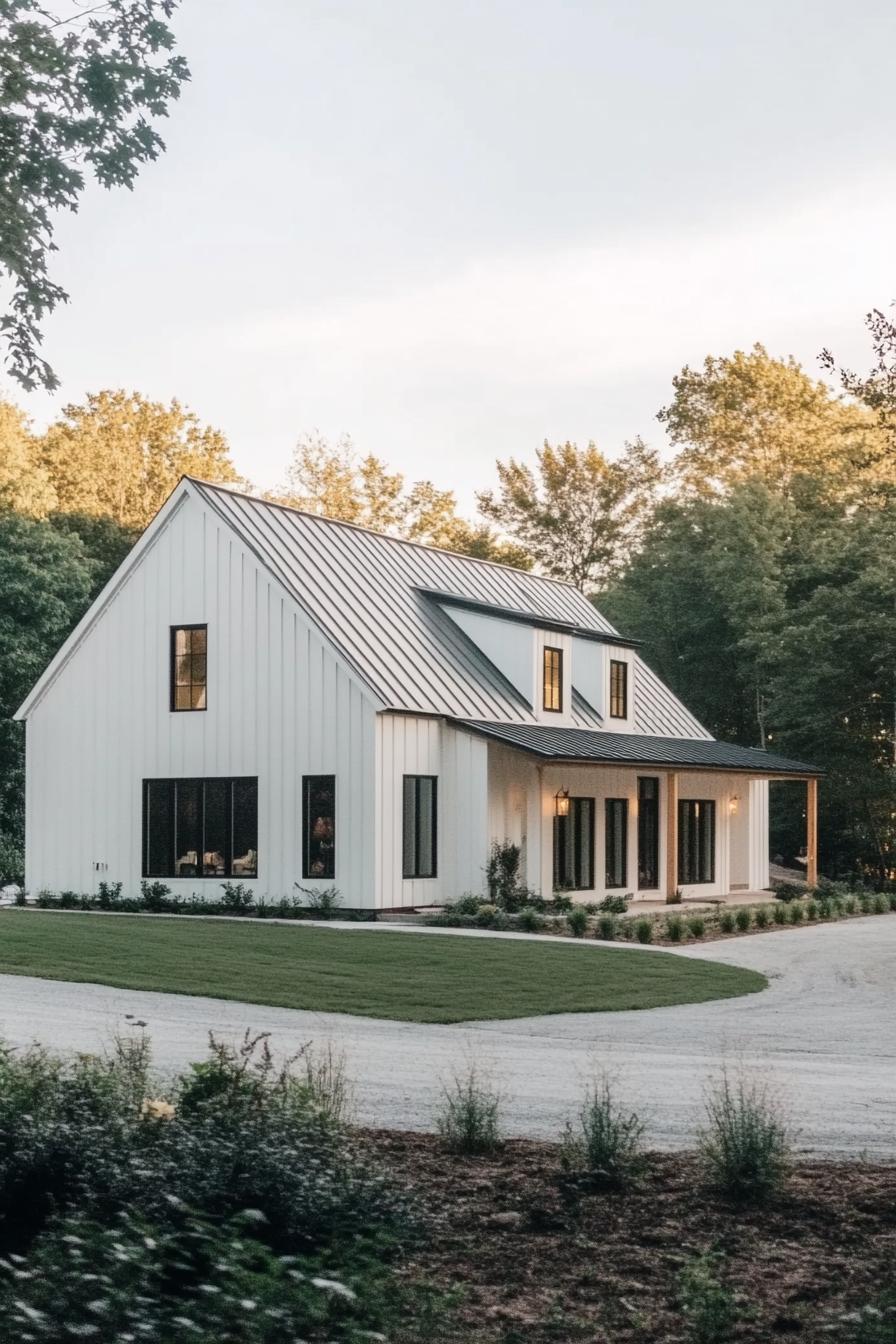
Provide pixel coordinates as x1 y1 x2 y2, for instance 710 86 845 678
0 913 766 1023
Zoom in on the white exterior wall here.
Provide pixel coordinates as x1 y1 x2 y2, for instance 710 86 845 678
23 490 379 904
375 715 488 907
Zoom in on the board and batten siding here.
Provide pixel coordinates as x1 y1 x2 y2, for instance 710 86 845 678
23 489 379 904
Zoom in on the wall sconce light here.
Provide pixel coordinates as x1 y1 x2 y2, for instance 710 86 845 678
554 788 570 817
729 795 740 815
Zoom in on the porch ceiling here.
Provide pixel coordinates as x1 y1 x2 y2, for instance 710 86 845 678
453 720 822 777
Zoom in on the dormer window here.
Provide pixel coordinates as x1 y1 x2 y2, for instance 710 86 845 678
171 625 207 711
543 646 563 712
609 658 628 719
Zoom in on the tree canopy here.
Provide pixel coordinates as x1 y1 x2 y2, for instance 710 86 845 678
0 0 189 390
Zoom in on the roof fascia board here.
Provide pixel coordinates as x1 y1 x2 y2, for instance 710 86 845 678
418 587 642 648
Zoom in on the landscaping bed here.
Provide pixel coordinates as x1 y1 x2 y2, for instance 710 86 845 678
370 1129 896 1343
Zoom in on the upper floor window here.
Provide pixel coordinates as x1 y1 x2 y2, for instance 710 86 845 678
543 645 563 713
171 625 207 711
609 658 628 719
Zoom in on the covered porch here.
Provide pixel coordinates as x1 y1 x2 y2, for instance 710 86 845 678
457 721 821 904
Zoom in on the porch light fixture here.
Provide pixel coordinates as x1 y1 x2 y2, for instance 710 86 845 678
729 795 740 815
554 788 570 817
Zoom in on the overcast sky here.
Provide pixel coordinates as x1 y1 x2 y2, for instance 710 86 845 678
11 0 896 509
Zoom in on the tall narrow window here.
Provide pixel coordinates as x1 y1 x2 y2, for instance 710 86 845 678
605 798 628 888
637 777 659 890
303 776 336 879
142 778 257 878
678 799 716 884
609 659 628 719
171 625 208 711
403 776 438 878
553 797 594 890
543 645 563 712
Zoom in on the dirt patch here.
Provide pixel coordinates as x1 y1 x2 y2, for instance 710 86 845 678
361 1129 896 1343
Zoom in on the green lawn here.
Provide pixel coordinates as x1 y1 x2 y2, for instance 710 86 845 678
0 913 766 1023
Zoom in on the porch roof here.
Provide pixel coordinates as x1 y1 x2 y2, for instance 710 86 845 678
453 720 822 777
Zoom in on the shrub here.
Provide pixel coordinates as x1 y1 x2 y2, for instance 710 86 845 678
788 901 804 924
0 836 24 887
859 893 874 915
687 915 706 939
805 899 819 921
872 893 888 914
844 894 858 914
453 893 483 916
635 918 653 944
699 1070 792 1204
667 888 683 905
436 1062 501 1155
294 883 342 918
220 881 255 914
551 893 574 912
560 1074 644 1188
140 880 178 913
475 902 498 927
753 905 770 928
596 914 617 941
889 892 896 912
566 905 589 938
734 907 751 932
599 893 629 914
719 910 735 934
773 902 788 925
485 840 534 912
517 905 546 933
773 881 804 903
96 880 123 909
665 913 684 942
831 1293 896 1342
678 1252 740 1344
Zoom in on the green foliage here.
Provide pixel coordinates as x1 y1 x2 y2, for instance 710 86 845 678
436 1062 501 1155
773 881 805 903
773 903 788 925
687 915 706 939
560 1074 644 1188
753 905 770 928
0 2 189 391
699 1071 792 1204
788 902 804 924
830 1293 896 1343
485 840 535 911
294 883 342 917
734 907 752 932
596 914 617 940
566 905 589 937
665 913 685 942
517 905 546 932
678 1252 740 1344
0 833 24 886
635 917 653 944
599 892 630 914
805 899 819 921
719 910 736 934
220 881 256 914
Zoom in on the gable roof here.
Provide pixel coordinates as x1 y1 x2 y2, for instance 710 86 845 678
189 478 709 736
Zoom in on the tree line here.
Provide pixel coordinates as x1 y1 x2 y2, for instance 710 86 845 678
1 317 895 885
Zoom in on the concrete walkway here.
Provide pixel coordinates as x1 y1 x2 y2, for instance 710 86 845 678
0 916 892 1158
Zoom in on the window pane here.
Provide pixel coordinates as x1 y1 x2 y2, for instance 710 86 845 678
678 800 715 884
175 780 202 876
144 781 173 877
417 777 436 877
575 798 594 889
203 780 228 875
605 798 627 888
637 777 659 889
402 778 417 877
175 685 192 710
191 627 207 655
232 778 258 877
303 776 335 879
171 626 208 711
175 628 189 656
543 646 562 711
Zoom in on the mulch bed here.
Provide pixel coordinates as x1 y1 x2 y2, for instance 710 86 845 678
360 1129 896 1343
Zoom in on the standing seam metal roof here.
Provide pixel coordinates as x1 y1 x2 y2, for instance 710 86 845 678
191 479 712 737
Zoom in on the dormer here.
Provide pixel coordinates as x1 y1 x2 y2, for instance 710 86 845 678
570 636 637 730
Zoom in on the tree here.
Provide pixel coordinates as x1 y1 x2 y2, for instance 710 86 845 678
820 304 896 456
476 438 662 591
275 433 530 567
36 390 244 530
659 345 891 502
0 512 95 866
0 399 55 515
0 0 189 390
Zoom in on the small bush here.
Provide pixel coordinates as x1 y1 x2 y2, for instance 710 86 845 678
734 907 751 932
665 913 685 942
719 910 735 933
872 893 888 914
436 1062 501 1155
599 893 629 914
844 894 858 914
294 883 342 917
596 914 617 941
220 881 255 914
678 1252 740 1344
753 905 770 928
699 1070 792 1204
788 901 804 924
140 880 177 913
832 1293 896 1342
0 836 24 887
485 840 535 912
567 906 589 938
773 902 788 925
517 905 546 933
475 902 498 927
888 892 896 912
687 915 706 939
96 880 123 909
550 893 574 912
773 881 804 903
453 893 483 916
561 1074 644 1188
805 899 819 921
667 888 683 905
635 918 653 944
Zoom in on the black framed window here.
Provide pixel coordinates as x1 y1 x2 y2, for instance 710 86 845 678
303 776 336 879
609 659 628 719
171 625 208 711
637 777 659 889
543 645 563 712
678 799 716 884
605 797 628 889
403 776 438 879
142 777 257 878
553 797 594 890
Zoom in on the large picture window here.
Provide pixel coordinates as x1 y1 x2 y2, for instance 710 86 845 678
609 659 628 719
678 799 716 885
605 797 628 889
637 777 659 889
303 776 336 879
403 776 438 879
171 625 207 711
554 797 594 890
543 645 563 712
142 777 257 878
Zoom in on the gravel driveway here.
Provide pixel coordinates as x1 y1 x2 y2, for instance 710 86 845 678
0 916 892 1157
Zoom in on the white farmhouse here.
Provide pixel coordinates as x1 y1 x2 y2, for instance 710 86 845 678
16 478 820 908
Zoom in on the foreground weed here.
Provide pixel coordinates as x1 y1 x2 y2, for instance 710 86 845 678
699 1069 792 1204
679 1252 740 1344
436 1060 502 1154
561 1072 644 1188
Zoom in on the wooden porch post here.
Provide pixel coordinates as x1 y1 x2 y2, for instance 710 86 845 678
806 776 818 887
665 771 679 902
